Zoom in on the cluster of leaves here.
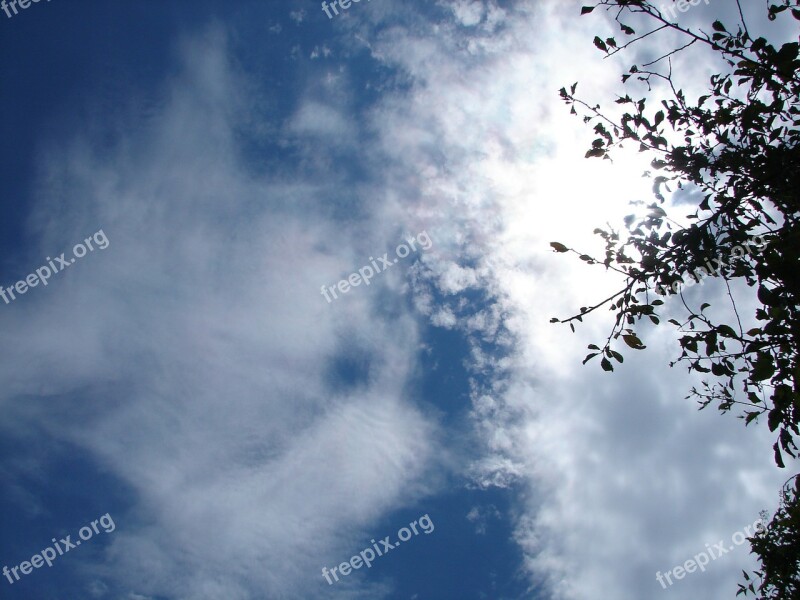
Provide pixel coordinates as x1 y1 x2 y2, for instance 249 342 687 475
551 1 800 596
554 0 800 468
738 475 800 599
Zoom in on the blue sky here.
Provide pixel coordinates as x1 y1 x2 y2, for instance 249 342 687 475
0 1 794 599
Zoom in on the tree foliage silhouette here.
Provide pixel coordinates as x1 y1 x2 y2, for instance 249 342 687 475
552 1 800 596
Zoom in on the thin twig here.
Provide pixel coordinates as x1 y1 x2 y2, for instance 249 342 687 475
558 287 629 324
605 24 670 58
642 38 698 67
735 0 750 39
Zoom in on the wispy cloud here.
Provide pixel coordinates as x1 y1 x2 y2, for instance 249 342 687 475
0 26 444 599
1 1 790 599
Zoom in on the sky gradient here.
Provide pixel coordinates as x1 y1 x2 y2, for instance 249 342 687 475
0 1 793 599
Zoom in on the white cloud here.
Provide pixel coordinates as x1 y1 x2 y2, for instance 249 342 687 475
3 2 793 599
288 100 353 139
351 1 789 598
447 0 485 27
466 503 500 534
0 26 443 600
